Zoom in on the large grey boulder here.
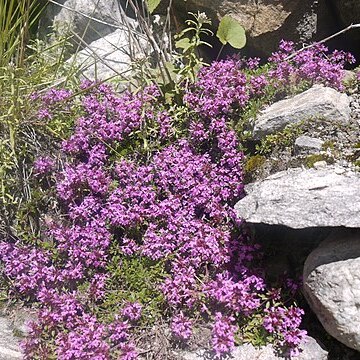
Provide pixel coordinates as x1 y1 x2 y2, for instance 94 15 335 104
0 316 22 360
303 229 360 351
68 28 149 81
234 166 360 229
41 1 151 81
172 0 335 56
253 85 351 140
40 0 125 46
177 336 327 360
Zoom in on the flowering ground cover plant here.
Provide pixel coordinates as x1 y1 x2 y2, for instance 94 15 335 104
0 38 355 359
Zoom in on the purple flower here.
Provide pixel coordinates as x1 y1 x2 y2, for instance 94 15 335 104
171 313 192 340
121 302 142 322
263 306 307 356
89 274 108 300
119 342 137 360
33 156 55 175
212 312 237 356
56 315 110 360
37 108 52 120
109 320 130 344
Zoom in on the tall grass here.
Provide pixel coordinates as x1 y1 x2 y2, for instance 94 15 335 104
0 0 44 68
0 0 79 239
0 0 175 238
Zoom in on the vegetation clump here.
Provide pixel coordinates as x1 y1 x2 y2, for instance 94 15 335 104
305 154 335 168
0 8 357 360
255 124 304 156
243 155 266 183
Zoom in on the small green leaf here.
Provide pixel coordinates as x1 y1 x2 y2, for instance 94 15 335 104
175 37 192 52
146 0 161 14
216 15 246 49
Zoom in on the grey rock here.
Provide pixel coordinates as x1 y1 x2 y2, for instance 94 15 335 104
68 28 149 81
8 308 36 338
39 0 124 47
297 335 329 360
178 336 327 359
253 85 351 140
303 229 360 351
313 161 327 170
177 0 335 56
295 135 324 153
234 167 360 229
334 167 346 175
40 1 152 81
0 317 22 360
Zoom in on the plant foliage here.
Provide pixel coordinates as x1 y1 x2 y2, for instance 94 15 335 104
145 0 161 14
0 7 356 360
216 15 246 49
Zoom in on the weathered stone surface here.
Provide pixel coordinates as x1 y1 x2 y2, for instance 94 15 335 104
312 161 327 170
253 85 351 140
40 1 151 80
172 0 336 56
68 28 148 80
0 316 22 360
40 0 125 46
303 229 360 351
188 0 299 38
178 336 327 359
234 166 360 229
295 135 324 154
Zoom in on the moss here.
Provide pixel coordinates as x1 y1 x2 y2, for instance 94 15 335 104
244 155 266 174
354 142 360 149
305 154 335 168
321 140 335 151
12 328 25 338
243 155 266 183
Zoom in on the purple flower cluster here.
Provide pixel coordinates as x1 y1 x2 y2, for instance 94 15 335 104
19 81 262 357
184 57 266 117
171 312 193 340
185 41 354 117
204 272 265 315
31 88 73 120
212 312 237 356
33 156 55 175
0 243 57 297
121 302 143 321
108 317 137 359
1 39 347 358
56 315 110 360
263 306 307 357
268 40 355 91
22 289 141 359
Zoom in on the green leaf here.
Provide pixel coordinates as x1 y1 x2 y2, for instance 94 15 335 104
216 15 246 49
146 0 161 14
175 37 192 52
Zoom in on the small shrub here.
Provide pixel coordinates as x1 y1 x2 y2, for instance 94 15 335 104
255 124 304 155
321 140 335 151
